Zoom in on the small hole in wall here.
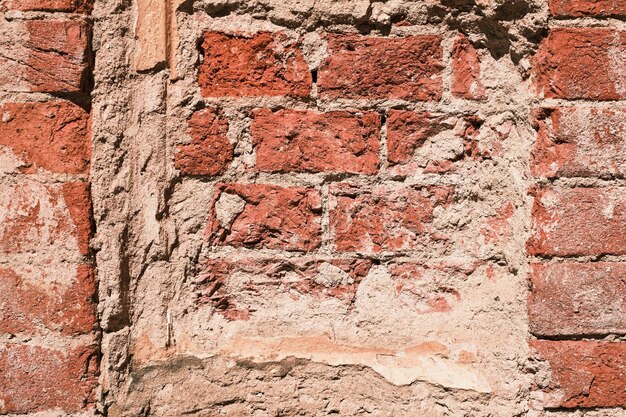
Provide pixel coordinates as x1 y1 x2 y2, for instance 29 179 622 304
311 69 318 84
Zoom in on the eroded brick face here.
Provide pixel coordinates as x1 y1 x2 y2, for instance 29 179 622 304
329 184 454 253
550 0 626 16
533 29 626 100
175 108 232 176
251 109 381 174
0 344 98 414
527 187 626 256
2 0 92 12
532 107 626 178
451 34 485 100
0 1 96 414
208 183 322 251
0 101 90 174
531 341 626 408
318 34 443 100
198 32 311 97
529 262 626 336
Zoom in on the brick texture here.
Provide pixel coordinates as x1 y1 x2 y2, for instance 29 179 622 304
175 108 232 176
532 107 626 178
197 257 373 320
251 109 380 174
208 183 322 251
198 32 311 98
2 0 92 12
529 262 626 337
318 34 443 100
329 184 454 253
451 34 485 100
527 187 626 256
531 341 626 408
0 264 96 335
533 29 626 100
386 110 444 165
0 344 98 414
0 101 90 174
550 0 626 17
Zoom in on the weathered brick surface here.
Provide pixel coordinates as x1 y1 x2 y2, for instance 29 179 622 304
532 107 626 178
318 35 443 100
198 32 311 97
0 101 90 174
175 108 232 176
197 257 373 320
0 263 96 335
550 0 626 16
386 110 443 165
533 29 626 100
388 263 462 314
0 343 98 414
451 34 485 100
251 109 380 174
2 0 92 12
0 179 91 255
531 341 626 408
329 184 454 253
208 183 322 251
529 262 626 336
527 187 626 256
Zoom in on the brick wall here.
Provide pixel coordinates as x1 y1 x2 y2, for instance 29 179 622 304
528 2 626 410
0 0 625 416
0 0 97 414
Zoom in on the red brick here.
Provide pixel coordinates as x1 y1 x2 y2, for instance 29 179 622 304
532 29 626 100
388 263 462 314
550 0 626 17
532 107 626 178
318 35 443 101
2 0 92 12
531 341 626 408
0 101 90 174
0 343 97 414
251 109 380 174
451 34 485 100
529 262 626 337
329 184 454 253
0 264 96 336
175 108 232 176
527 187 626 256
23 20 91 93
386 110 444 165
198 32 311 98
0 180 91 256
197 257 372 320
208 183 322 251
